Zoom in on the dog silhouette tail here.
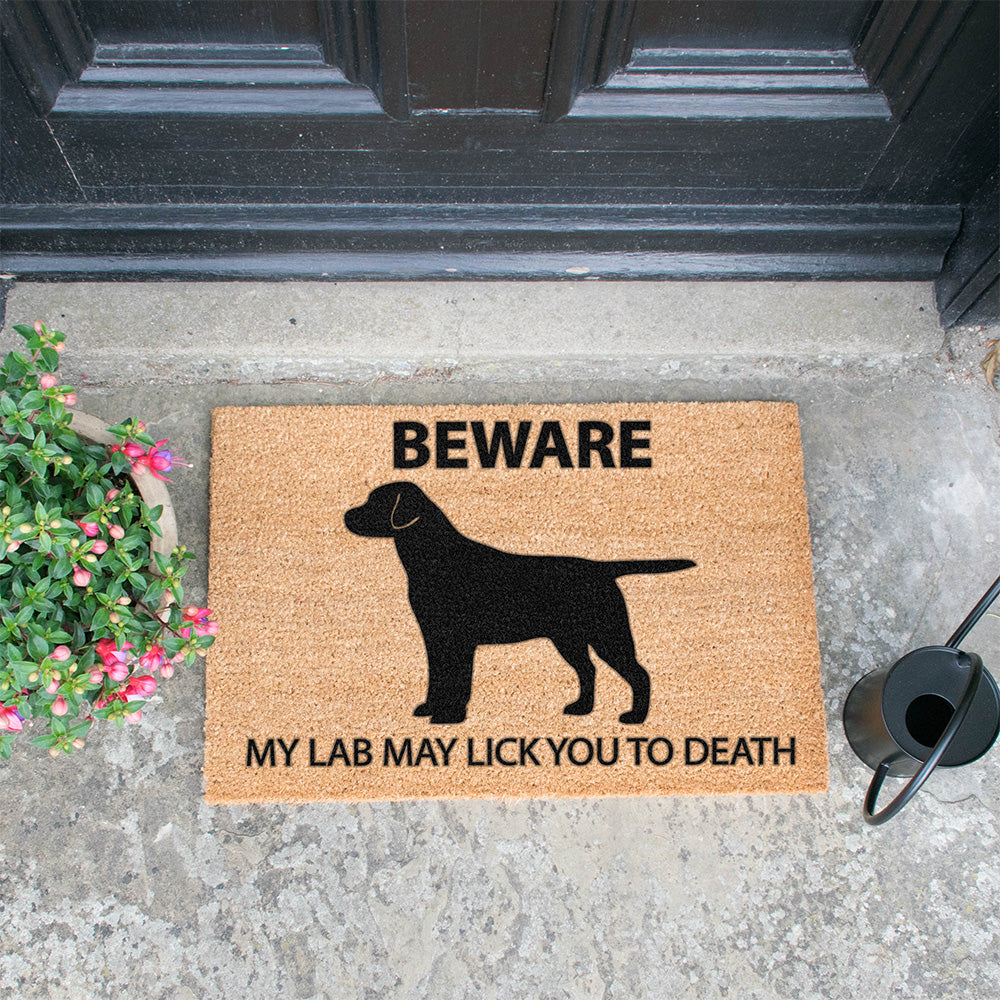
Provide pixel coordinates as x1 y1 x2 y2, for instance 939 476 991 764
605 559 696 578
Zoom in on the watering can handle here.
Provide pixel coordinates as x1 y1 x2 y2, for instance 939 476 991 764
863 657 984 826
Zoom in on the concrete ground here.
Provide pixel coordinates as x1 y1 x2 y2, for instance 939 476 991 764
1 281 998 1000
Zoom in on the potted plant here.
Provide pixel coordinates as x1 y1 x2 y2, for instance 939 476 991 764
0 321 217 758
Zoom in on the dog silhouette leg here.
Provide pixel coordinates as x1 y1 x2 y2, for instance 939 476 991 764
590 599 650 725
417 634 474 724
551 638 597 716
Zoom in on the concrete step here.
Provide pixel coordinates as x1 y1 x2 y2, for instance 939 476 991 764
1 280 952 387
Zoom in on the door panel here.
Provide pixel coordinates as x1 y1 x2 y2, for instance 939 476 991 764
633 1 873 50
81 0 325 45
1 0 996 323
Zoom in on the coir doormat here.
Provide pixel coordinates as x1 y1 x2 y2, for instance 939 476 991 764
205 402 828 803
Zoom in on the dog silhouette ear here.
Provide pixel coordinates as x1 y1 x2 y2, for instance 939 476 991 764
390 491 420 531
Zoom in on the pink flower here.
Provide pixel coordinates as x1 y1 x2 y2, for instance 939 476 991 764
179 607 218 638
132 440 179 482
109 525 124 540
0 705 23 732
50 645 71 661
124 675 156 699
62 393 76 406
95 638 133 681
46 679 60 694
51 695 69 716
105 489 120 501
72 567 92 587
39 373 57 389
77 521 99 537
159 661 175 680
138 645 165 672
90 539 108 555
107 663 129 682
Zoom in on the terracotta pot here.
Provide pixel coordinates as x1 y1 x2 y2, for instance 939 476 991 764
68 411 178 565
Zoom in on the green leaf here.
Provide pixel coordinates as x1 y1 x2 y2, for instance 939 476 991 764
26 633 48 659
51 555 72 579
4 353 28 380
38 347 59 372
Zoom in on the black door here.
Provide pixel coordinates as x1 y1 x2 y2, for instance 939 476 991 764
2 1 997 325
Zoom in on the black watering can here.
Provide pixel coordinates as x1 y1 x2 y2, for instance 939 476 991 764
843 573 1000 825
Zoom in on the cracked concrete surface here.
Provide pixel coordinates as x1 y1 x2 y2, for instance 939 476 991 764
1 282 998 999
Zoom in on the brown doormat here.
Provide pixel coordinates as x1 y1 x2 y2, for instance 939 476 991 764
205 402 828 803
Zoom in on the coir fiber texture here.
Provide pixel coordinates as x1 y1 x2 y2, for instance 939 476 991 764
205 402 828 802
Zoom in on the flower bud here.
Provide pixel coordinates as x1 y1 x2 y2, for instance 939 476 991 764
34 320 44 334
72 738 85 749
46 679 59 694
51 645 71 661
28 672 39 683
72 567 92 587
49 746 61 757
39 373 57 389
109 525 125 540
52 695 68 716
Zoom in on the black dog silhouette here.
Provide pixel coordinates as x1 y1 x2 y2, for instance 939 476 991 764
344 482 695 725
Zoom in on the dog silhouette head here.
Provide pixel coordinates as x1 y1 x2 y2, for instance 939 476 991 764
344 481 430 538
